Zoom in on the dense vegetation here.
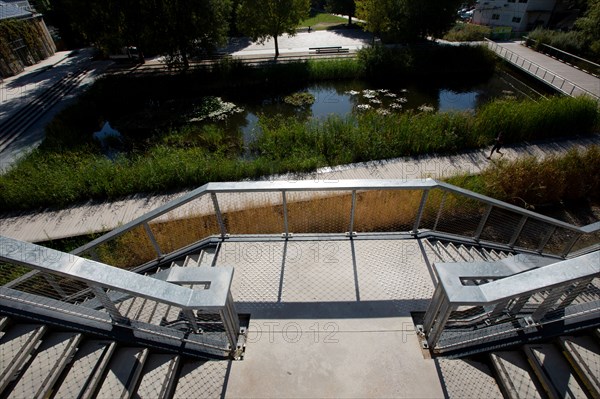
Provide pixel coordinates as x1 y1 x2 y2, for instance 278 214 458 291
447 146 600 208
0 92 596 212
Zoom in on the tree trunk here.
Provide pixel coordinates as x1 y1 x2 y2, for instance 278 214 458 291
348 14 352 25
274 35 279 58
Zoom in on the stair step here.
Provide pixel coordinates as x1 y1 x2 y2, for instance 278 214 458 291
136 300 159 324
524 344 588 399
133 354 180 399
95 347 149 399
53 340 116 399
125 297 147 319
469 246 489 261
436 358 504 399
456 244 476 261
490 351 545 399
7 332 82 399
560 336 600 398
184 253 202 268
0 323 46 392
172 360 229 399
201 246 218 267
149 302 170 325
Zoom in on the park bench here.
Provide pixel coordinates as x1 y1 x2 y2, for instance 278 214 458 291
309 46 350 54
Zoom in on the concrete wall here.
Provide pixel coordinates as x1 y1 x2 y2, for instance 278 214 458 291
473 0 556 32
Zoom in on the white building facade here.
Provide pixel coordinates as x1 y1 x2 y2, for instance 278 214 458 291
472 0 557 32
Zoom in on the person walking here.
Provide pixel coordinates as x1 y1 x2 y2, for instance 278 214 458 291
487 132 504 159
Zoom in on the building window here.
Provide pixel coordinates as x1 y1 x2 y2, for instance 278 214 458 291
512 16 522 22
507 0 516 2
518 0 527 3
492 14 500 20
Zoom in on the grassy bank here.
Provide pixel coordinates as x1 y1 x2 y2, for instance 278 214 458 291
0 95 597 212
447 145 600 208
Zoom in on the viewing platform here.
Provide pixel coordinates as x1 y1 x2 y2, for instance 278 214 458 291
486 39 600 101
1 179 599 398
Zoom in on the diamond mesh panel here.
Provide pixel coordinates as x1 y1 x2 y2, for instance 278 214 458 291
542 227 577 256
287 191 352 234
419 189 446 231
353 190 422 233
479 207 523 245
434 191 487 238
514 217 556 251
216 192 284 235
150 194 220 254
93 224 156 270
570 230 600 254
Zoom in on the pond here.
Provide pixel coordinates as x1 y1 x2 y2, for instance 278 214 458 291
200 69 549 148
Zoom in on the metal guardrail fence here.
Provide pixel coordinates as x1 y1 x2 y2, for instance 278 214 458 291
485 39 600 101
523 37 600 77
0 236 242 359
422 251 600 354
0 179 598 356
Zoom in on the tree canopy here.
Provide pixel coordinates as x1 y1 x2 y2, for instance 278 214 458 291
59 0 231 67
356 0 462 42
575 0 600 57
237 0 310 57
325 0 356 25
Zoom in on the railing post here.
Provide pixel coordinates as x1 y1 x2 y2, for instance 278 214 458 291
211 193 227 238
143 222 163 258
509 215 528 248
426 298 452 350
537 226 556 253
220 292 240 351
349 190 356 235
282 191 290 238
474 204 493 242
412 190 429 235
561 233 581 258
432 191 448 232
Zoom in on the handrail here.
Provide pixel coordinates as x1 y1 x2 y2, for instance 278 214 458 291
484 38 600 101
423 250 600 353
0 235 241 357
523 37 600 75
64 179 600 270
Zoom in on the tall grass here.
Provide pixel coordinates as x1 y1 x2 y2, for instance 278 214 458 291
447 145 600 208
443 23 491 42
0 96 597 212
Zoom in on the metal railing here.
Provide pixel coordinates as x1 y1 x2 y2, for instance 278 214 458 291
523 37 600 77
422 251 600 354
485 39 600 101
0 236 242 359
61 179 598 269
1 179 598 356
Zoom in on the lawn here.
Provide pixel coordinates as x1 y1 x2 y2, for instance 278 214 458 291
299 11 348 29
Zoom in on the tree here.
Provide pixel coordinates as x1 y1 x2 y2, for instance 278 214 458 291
153 0 232 68
575 0 600 58
237 0 310 57
325 0 356 25
356 0 462 42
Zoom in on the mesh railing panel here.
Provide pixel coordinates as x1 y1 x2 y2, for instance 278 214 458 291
543 227 578 256
570 230 600 254
88 225 156 270
150 194 220 255
419 189 446 231
433 191 487 237
216 192 284 235
480 207 523 245
353 190 422 233
514 217 556 251
287 191 352 234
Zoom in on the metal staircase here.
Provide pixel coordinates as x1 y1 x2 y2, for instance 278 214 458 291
0 315 230 399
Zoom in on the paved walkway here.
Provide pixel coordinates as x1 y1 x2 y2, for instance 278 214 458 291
0 134 598 243
0 49 112 171
221 30 372 57
488 41 599 99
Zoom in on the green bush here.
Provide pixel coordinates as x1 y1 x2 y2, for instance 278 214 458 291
443 23 492 42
